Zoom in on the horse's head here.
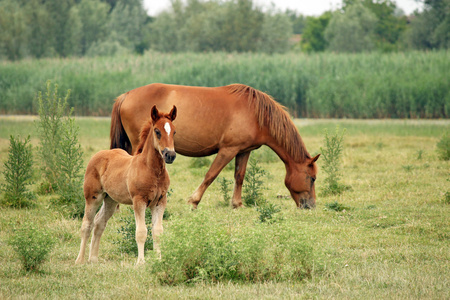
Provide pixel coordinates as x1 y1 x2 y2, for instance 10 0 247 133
285 154 320 209
151 105 177 164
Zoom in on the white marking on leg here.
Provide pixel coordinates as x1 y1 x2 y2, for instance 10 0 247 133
164 122 171 135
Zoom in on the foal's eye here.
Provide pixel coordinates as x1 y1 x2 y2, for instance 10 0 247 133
155 129 161 139
311 177 316 183
173 130 176 135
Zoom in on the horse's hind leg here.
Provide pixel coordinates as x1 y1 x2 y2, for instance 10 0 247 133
151 196 167 259
89 196 117 263
75 193 103 264
231 151 251 208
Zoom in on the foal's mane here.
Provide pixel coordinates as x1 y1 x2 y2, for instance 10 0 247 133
227 84 310 163
136 119 153 154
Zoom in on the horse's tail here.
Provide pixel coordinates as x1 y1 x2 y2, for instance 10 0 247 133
110 93 132 154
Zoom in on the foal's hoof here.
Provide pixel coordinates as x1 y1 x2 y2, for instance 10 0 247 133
136 258 145 265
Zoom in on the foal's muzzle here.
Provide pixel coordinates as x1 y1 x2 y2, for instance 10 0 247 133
162 148 176 164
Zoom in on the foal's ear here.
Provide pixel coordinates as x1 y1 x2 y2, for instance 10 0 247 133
310 154 320 165
169 105 177 121
151 105 159 122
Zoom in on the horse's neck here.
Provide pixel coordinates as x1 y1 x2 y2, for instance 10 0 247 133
139 141 165 173
265 136 295 166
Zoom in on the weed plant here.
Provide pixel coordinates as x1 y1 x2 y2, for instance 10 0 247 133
1 135 35 208
217 177 233 207
243 158 267 206
115 207 153 255
320 126 350 195
436 133 449 161
8 222 55 273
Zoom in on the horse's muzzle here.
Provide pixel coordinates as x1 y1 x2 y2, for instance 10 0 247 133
162 148 176 164
299 197 316 209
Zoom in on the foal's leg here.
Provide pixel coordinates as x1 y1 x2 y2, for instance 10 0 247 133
232 151 251 208
151 196 167 259
188 147 239 209
75 193 104 264
133 197 147 265
89 196 117 263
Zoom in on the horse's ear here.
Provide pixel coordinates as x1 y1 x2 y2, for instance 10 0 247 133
310 154 320 165
169 105 177 121
151 105 159 122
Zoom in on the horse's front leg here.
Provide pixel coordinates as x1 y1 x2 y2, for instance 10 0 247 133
151 195 167 259
188 147 239 209
133 197 147 265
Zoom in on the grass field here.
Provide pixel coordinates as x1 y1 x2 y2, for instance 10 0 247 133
0 117 449 299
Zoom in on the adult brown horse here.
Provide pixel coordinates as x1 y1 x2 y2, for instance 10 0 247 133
110 83 319 209
76 105 177 265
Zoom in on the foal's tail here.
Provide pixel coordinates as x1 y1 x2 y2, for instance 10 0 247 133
110 93 132 154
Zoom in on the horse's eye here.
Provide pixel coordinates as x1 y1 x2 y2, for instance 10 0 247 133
173 131 176 135
155 129 161 139
311 177 316 183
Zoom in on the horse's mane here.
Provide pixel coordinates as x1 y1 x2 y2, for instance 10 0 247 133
226 84 310 163
136 119 153 154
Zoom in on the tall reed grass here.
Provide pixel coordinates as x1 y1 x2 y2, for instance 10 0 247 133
1 51 448 118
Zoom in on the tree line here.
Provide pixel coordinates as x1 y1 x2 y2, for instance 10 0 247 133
0 0 448 60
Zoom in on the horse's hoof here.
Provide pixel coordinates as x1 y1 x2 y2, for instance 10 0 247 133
136 259 145 265
187 198 199 209
232 202 243 209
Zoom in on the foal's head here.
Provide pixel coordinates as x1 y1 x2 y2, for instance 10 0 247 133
138 105 177 164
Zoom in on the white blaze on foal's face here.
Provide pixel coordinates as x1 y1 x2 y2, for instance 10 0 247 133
164 122 171 135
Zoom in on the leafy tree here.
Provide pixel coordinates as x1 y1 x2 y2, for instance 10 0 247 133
0 0 28 60
301 12 332 52
325 2 377 52
285 9 306 34
407 0 450 49
258 11 293 53
77 0 110 55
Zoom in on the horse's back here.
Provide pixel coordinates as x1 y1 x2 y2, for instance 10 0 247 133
120 84 260 156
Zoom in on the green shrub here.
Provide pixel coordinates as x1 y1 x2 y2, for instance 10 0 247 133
8 222 55 272
115 207 171 256
324 201 350 212
35 81 85 218
217 177 233 207
320 126 350 195
436 133 450 161
243 158 267 206
1 135 36 208
152 211 315 285
35 81 71 191
115 207 153 255
256 203 282 223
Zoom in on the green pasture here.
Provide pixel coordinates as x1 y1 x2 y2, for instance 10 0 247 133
0 117 449 299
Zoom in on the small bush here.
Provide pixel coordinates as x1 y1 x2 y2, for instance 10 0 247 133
115 207 171 256
243 158 267 206
256 203 282 223
1 135 36 208
8 222 55 272
324 201 350 212
320 126 350 195
217 177 233 207
436 133 450 161
115 207 153 255
152 211 315 285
